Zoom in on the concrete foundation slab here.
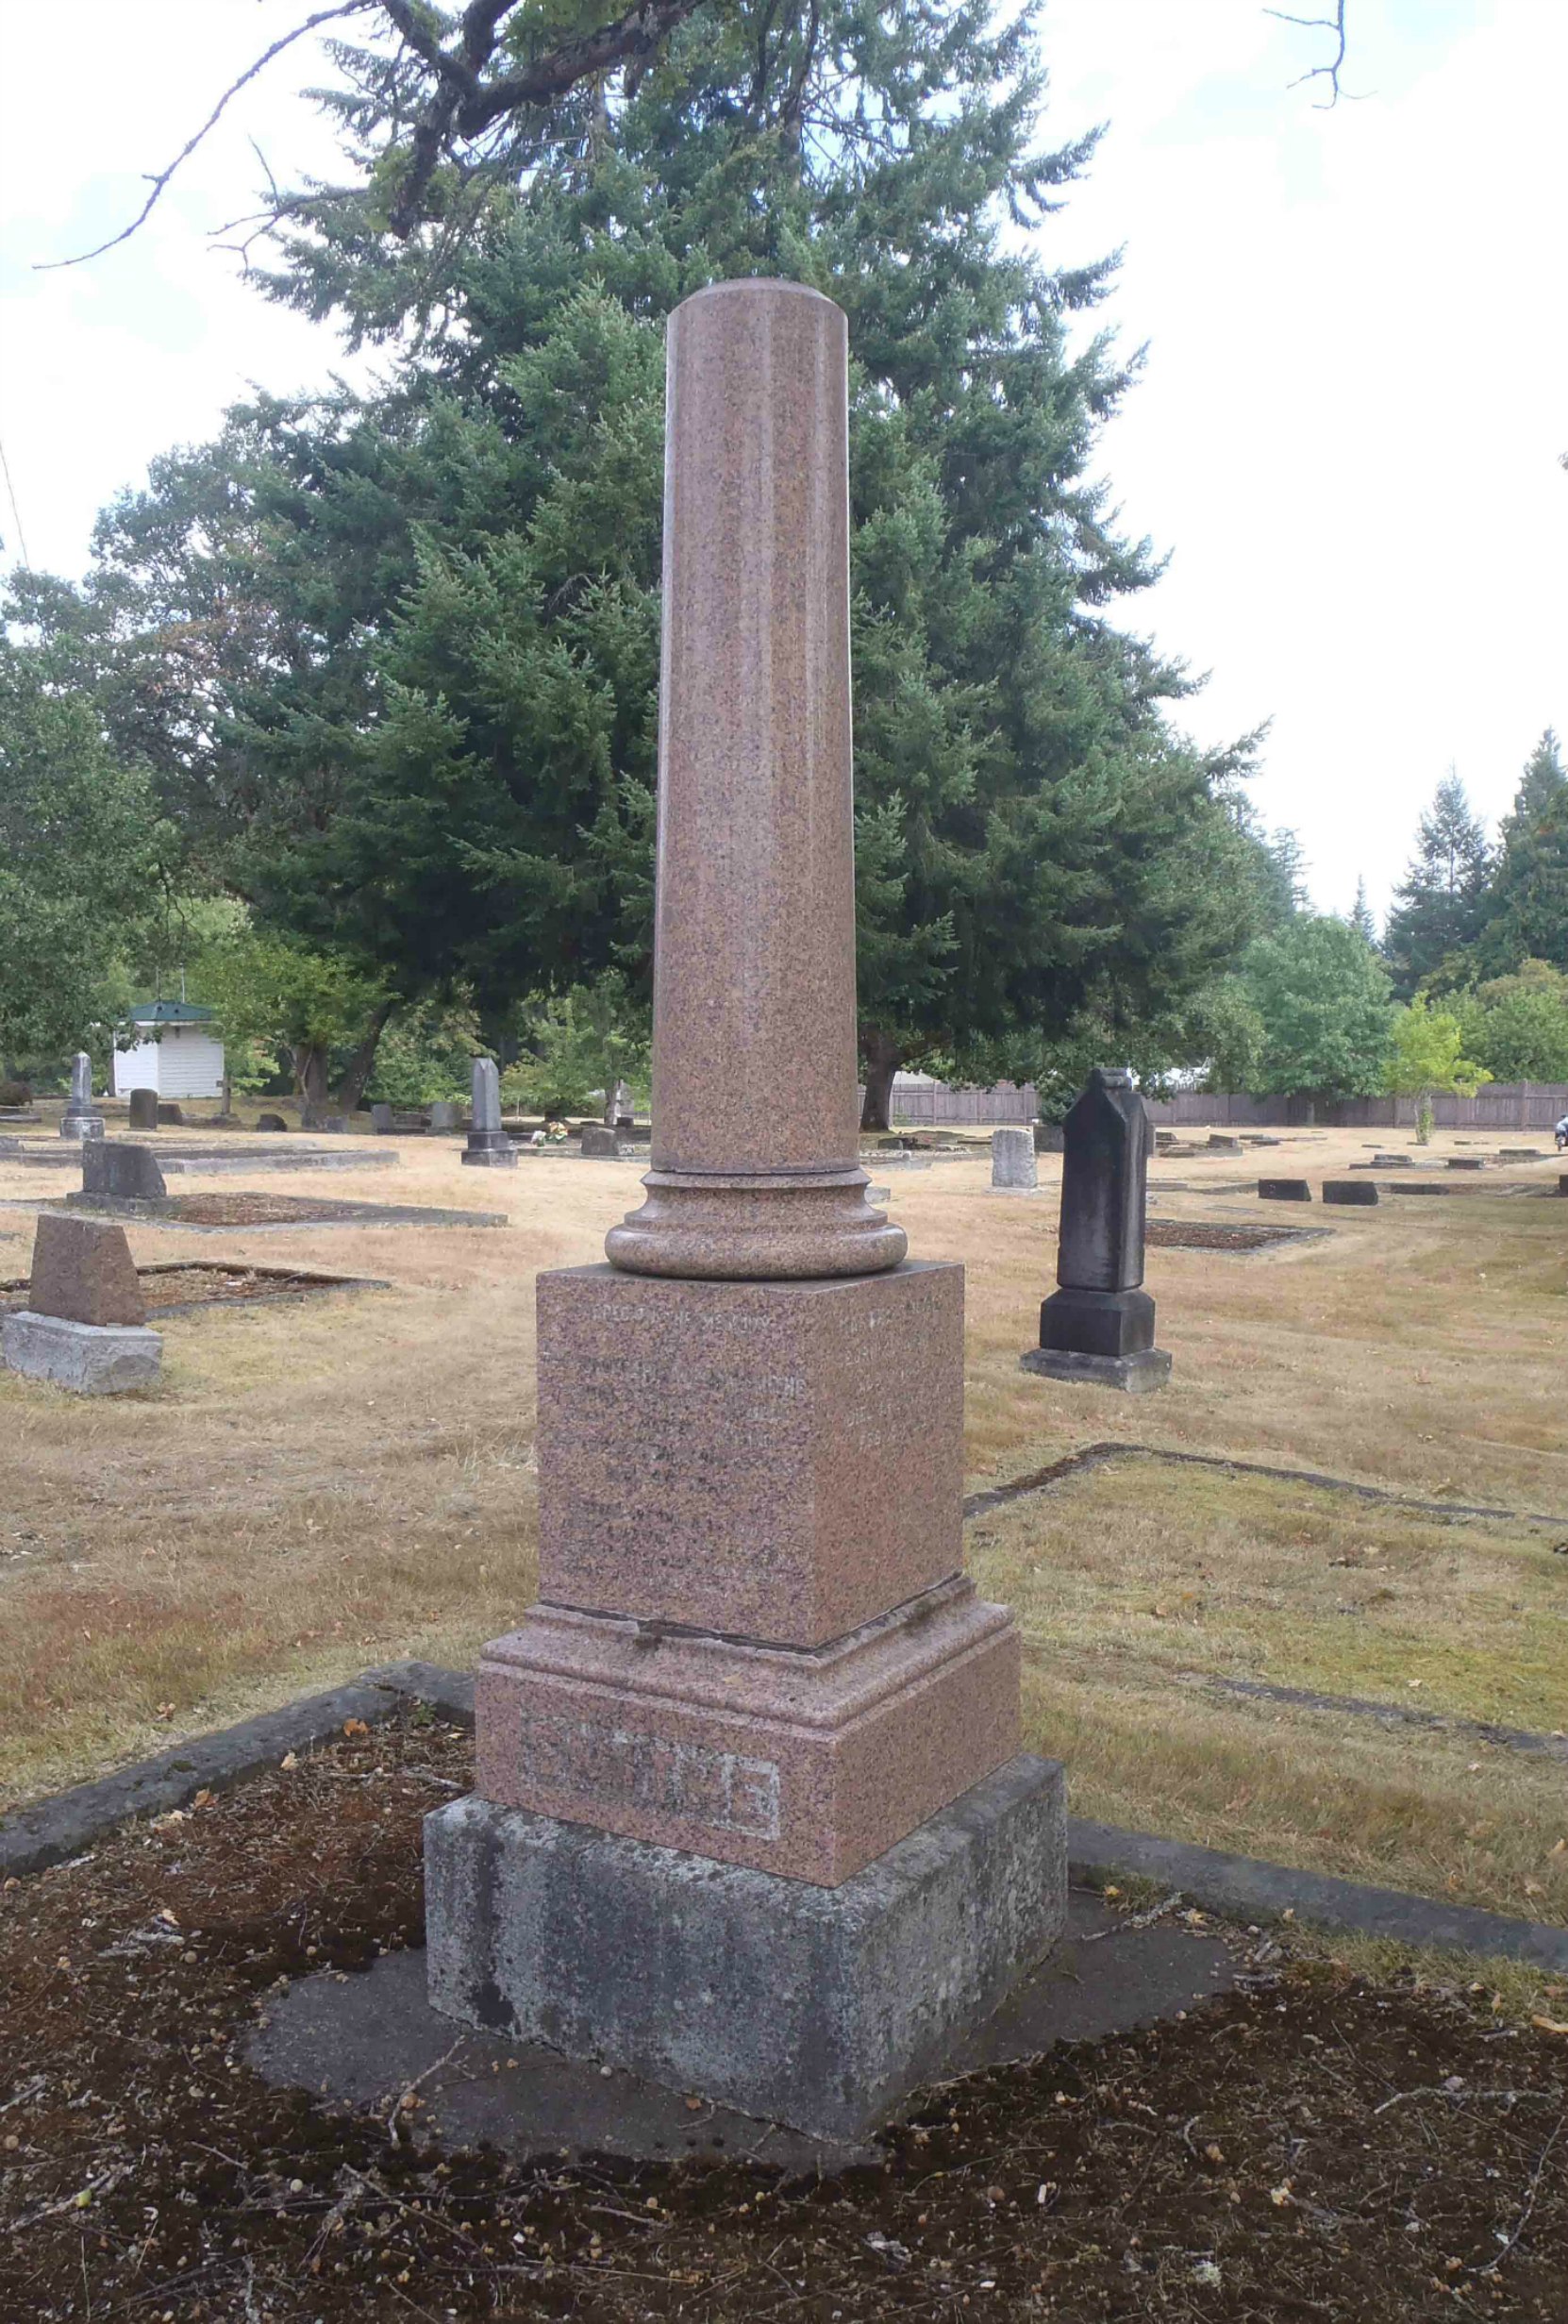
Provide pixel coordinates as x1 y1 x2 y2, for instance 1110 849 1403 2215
1020 1345 1171 1394
425 1752 1066 2143
251 1882 1228 2169
2 1309 161 1394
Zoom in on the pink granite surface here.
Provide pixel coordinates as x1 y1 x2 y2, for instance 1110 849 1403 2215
463 282 1026 1897
606 1166 905 1279
475 1578 1022 1885
537 1261 964 1646
605 276 900 1279
26 1212 145 1327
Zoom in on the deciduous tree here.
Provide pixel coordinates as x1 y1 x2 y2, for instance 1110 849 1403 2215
1383 994 1489 1144
1240 915 1393 1112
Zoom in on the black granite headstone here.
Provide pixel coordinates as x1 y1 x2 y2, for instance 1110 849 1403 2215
127 1088 158 1130
1021 1068 1170 1393
1323 1179 1379 1206
1259 1179 1312 1202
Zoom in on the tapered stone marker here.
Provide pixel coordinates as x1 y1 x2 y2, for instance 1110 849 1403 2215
427 279 1063 2142
59 1051 105 1141
1021 1067 1170 1393
461 1057 516 1167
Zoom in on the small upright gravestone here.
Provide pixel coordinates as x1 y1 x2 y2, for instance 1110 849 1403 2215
256 1112 288 1132
1259 1178 1312 1202
461 1059 516 1169
370 1103 395 1134
127 1087 159 1131
1021 1067 1170 1393
604 1078 634 1129
73 1140 168 1208
580 1123 620 1159
1323 1179 1380 1207
2 1214 160 1394
429 1099 460 1133
991 1125 1038 1191
59 1051 106 1141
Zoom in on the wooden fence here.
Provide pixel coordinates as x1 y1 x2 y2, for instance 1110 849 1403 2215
1142 1084 1568 1132
889 1082 1039 1126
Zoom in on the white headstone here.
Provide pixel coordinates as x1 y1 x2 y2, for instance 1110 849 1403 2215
991 1126 1038 1191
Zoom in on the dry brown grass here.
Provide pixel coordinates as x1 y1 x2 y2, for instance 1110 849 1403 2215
1 1119 1564 1928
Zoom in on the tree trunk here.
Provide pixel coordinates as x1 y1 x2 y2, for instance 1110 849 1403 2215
292 1043 329 1107
334 998 398 1114
859 1029 901 1133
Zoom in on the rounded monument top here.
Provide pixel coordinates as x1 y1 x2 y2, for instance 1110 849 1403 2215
677 275 841 314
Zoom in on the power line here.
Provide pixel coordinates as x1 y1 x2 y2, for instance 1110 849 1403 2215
0 426 31 566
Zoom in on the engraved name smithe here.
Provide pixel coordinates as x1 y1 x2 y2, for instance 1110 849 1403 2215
517 1708 782 1839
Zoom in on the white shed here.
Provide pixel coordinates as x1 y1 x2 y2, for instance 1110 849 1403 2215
112 1002 225 1099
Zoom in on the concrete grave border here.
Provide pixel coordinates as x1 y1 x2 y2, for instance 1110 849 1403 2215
4 1658 1564 1974
0 1197 509 1233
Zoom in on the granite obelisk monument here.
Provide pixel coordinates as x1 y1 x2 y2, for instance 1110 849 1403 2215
426 280 1064 2140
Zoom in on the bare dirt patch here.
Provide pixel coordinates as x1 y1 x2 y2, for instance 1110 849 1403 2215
1144 1221 1324 1254
116 1192 496 1228
4 1715 1566 2324
1 1262 377 1315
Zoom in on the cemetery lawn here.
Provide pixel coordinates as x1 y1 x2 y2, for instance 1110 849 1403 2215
4 1712 1567 2324
1 1122 1564 1934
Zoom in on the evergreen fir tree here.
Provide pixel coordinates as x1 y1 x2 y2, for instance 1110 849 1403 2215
1348 877 1377 945
1477 730 1568 976
1383 771 1492 996
86 0 1263 1123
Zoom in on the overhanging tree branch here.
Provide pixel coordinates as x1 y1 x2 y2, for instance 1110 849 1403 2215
37 5 373 269
385 0 706 233
1265 2 1358 108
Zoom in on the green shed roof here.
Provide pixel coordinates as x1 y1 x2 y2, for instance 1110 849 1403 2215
130 1000 217 1024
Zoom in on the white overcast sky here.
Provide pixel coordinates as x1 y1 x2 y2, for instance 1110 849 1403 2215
1 0 1563 919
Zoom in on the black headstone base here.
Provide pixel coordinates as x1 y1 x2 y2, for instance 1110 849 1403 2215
1020 1346 1172 1395
462 1130 518 1168
1038 1284 1156 1360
